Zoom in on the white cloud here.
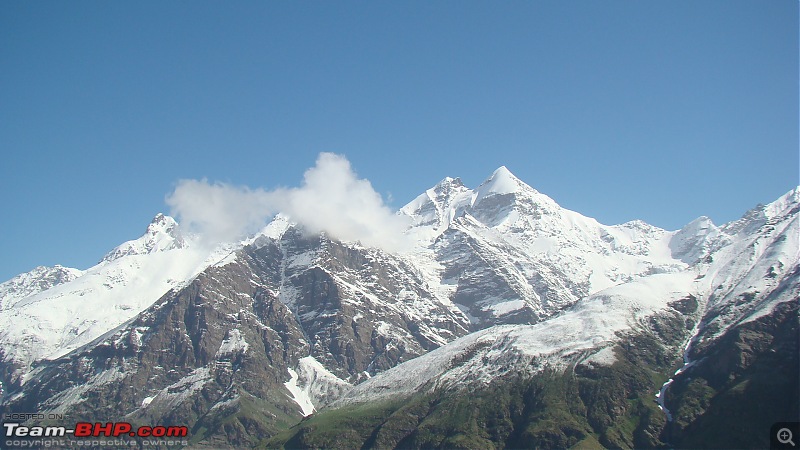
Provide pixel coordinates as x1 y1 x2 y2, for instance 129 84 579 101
164 179 276 245
165 153 412 252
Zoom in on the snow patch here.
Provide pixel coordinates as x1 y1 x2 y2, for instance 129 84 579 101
297 356 352 407
216 329 249 357
488 299 527 316
284 368 315 416
581 346 617 367
141 367 214 412
38 367 125 416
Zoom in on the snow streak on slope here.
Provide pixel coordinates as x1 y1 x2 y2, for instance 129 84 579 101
285 368 315 416
295 356 352 407
284 356 353 417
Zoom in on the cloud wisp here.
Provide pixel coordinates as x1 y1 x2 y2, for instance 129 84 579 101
165 153 412 252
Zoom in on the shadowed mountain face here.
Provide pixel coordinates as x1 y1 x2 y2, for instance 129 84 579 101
1 168 797 448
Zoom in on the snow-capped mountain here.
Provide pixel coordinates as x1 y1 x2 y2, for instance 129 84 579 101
0 214 230 384
401 166 684 326
0 265 84 310
100 213 188 261
0 167 796 448
334 270 699 406
334 186 799 407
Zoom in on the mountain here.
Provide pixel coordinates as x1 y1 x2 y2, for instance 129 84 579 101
336 185 799 404
400 166 683 326
0 214 230 386
0 168 797 448
0 265 84 309
270 185 799 449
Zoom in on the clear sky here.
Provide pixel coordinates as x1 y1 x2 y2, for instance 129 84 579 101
1 1 797 282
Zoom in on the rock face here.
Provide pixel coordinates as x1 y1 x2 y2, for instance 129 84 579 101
0 168 797 448
663 300 799 449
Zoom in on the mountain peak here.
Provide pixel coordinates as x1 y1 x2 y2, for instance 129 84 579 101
101 214 188 262
764 186 800 219
146 213 179 235
480 166 522 194
0 265 84 308
418 176 466 202
493 165 512 177
434 176 465 191
470 166 531 210
722 186 800 236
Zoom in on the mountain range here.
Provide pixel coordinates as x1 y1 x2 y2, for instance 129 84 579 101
1 167 797 448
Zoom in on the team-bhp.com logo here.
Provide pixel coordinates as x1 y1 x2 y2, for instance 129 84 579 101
4 421 188 438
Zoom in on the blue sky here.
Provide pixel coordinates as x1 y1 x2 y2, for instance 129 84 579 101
1 1 797 281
